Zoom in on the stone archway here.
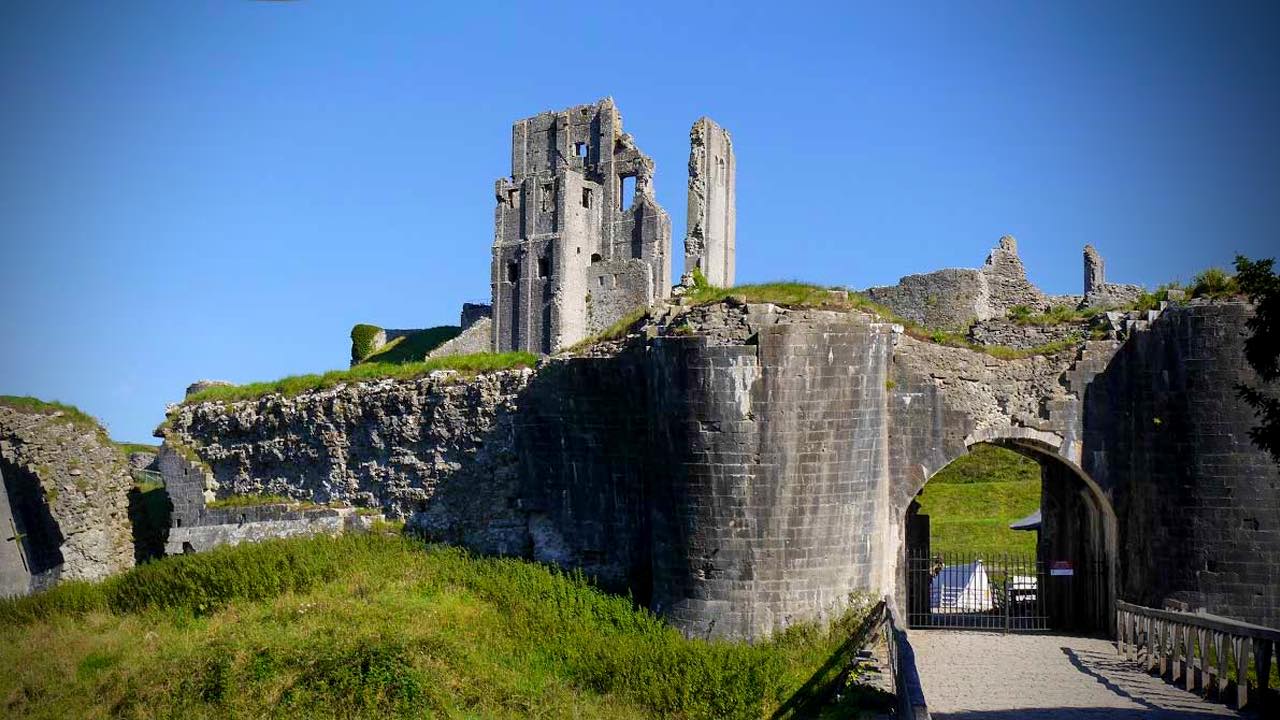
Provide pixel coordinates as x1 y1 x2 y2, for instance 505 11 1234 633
898 428 1118 634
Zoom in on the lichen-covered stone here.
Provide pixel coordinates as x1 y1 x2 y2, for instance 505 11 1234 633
0 406 134 595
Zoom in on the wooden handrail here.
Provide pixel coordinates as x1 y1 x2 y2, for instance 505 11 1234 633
1116 600 1280 643
1115 600 1277 711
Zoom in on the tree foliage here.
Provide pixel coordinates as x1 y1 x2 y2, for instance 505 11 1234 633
1234 255 1280 465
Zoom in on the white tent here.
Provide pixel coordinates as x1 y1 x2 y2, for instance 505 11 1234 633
930 559 994 612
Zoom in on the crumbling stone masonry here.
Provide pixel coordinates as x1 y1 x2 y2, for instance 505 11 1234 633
491 98 672 354
867 235 1048 329
0 406 134 596
683 117 736 287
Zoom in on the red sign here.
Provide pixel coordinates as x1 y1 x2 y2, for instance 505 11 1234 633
1050 560 1074 577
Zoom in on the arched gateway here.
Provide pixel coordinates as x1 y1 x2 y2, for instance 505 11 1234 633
902 432 1119 634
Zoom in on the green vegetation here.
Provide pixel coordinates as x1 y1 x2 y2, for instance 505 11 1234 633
182 352 537 405
684 281 856 309
1190 267 1239 299
349 324 383 364
0 395 104 434
0 534 887 719
564 305 651 352
1006 304 1101 326
205 493 294 510
362 326 463 365
915 444 1041 557
905 325 1084 361
1234 255 1280 466
115 441 160 456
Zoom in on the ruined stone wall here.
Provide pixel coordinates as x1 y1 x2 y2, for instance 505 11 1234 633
1080 302 1280 627
0 406 134 593
683 117 735 287
427 318 492 359
167 299 1279 636
491 99 671 354
164 370 532 529
866 236 1048 329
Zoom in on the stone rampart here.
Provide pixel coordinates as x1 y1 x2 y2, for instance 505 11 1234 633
165 300 1279 636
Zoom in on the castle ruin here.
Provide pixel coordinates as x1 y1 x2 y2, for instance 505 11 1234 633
490 99 736 355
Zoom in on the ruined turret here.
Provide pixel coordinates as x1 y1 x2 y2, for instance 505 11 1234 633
683 117 736 287
490 98 672 355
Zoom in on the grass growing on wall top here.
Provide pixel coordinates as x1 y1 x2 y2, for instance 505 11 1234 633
0 533 889 720
182 352 537 405
361 325 462 365
0 395 104 432
914 444 1041 557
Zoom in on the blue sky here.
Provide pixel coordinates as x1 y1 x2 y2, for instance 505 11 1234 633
1 1 1277 443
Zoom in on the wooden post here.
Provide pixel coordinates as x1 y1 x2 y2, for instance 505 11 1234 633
1195 627 1209 694
1256 639 1273 708
1215 631 1229 699
1184 622 1196 691
1234 635 1251 709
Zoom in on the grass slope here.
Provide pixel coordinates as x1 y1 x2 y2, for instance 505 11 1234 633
915 444 1041 557
0 534 888 720
362 326 463 365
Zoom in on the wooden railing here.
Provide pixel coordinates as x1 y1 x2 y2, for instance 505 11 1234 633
1116 600 1278 711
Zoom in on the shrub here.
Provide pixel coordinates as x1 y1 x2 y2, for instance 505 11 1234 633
350 324 383 364
1191 267 1239 298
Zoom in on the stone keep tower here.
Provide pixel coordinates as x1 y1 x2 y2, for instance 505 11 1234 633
683 117 736 287
491 98 672 354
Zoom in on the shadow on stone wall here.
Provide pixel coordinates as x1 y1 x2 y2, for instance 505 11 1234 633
0 457 64 576
127 483 171 563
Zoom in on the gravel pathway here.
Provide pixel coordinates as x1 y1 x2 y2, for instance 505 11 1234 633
909 630 1244 719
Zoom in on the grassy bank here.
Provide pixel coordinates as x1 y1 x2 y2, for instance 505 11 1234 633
0 534 887 720
182 352 537 405
915 444 1041 557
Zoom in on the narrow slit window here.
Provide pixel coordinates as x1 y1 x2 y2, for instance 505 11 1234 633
574 142 588 159
619 175 635 209
507 261 519 283
538 257 550 278
581 187 592 208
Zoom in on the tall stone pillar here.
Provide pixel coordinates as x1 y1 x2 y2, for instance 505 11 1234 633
1084 244 1105 295
683 117 736 288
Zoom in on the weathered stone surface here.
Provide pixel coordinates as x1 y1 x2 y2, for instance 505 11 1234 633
0 406 134 595
164 370 532 523
426 318 492 359
167 298 1280 636
491 98 672 354
866 235 1048 329
967 317 1088 349
683 117 735 287
1082 244 1145 309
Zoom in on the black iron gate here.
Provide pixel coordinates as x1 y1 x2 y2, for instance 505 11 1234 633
907 550 1052 631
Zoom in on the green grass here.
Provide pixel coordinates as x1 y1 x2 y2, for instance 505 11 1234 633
205 494 295 510
361 326 462 365
916 445 1041 557
115 441 161 456
0 534 887 719
182 352 537 405
0 395 104 433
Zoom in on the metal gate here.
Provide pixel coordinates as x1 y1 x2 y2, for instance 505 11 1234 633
907 550 1050 631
